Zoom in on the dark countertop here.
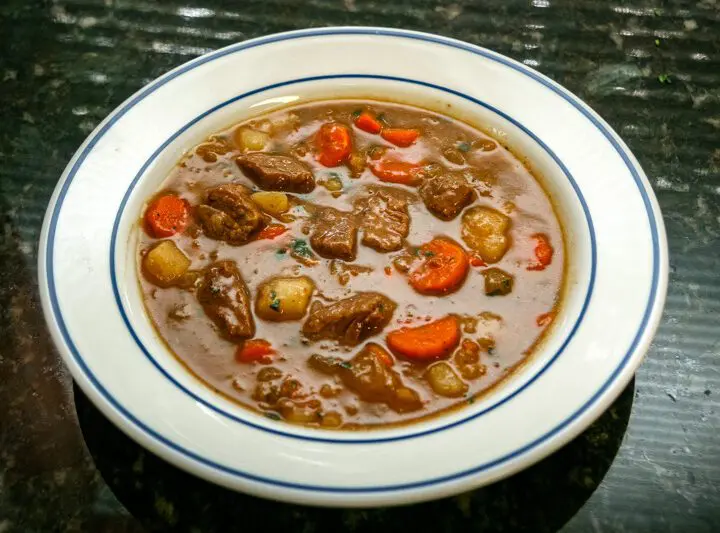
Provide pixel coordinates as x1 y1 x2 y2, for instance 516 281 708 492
1 0 718 531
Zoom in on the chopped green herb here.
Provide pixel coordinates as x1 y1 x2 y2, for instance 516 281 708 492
339 361 353 370
424 250 436 258
291 238 313 258
376 113 389 126
269 290 281 311
658 73 671 84
352 109 362 119
466 395 475 405
276 248 287 257
654 38 660 47
264 412 281 421
457 141 472 152
412 247 421 257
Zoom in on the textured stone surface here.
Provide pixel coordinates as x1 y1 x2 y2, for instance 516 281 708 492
1 0 719 531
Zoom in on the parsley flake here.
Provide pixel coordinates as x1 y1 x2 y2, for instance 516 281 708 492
339 361 353 370
269 290 281 311
291 238 313 258
658 73 672 84
457 141 472 152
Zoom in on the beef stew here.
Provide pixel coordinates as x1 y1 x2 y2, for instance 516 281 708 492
137 99 564 429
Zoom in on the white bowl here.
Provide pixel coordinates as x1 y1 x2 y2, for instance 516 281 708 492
39 27 668 507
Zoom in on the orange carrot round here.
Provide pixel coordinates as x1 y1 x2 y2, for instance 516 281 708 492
409 238 469 294
387 316 461 360
236 339 274 363
381 128 419 147
354 112 382 134
315 122 352 167
144 194 189 238
256 224 287 240
369 159 423 185
527 233 554 271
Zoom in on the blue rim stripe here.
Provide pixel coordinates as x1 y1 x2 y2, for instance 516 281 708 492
45 28 660 493
110 74 596 444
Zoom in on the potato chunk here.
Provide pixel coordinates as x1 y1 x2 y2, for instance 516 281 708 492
250 191 289 217
256 276 315 321
461 206 511 263
236 128 269 151
142 240 191 287
425 362 468 398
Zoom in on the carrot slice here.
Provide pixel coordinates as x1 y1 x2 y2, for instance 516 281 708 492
354 112 382 134
315 122 352 167
387 316 461 360
409 238 469 294
236 339 274 363
527 233 554 271
469 253 487 267
144 194 189 238
536 311 556 327
368 159 423 185
381 128 419 147
256 224 287 240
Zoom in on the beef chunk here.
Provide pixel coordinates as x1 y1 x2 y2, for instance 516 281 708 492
302 292 396 346
482 267 514 296
354 188 410 252
236 153 315 193
419 172 475 220
196 183 265 245
309 207 358 261
309 344 422 412
197 261 255 340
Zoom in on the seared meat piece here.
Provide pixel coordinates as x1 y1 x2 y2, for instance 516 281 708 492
419 172 475 220
354 188 410 252
236 153 315 193
482 267 514 296
309 207 358 261
196 183 265 245
302 292 396 346
309 344 422 412
197 261 255 340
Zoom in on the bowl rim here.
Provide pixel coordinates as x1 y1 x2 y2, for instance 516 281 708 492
111 73 596 444
39 26 668 503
